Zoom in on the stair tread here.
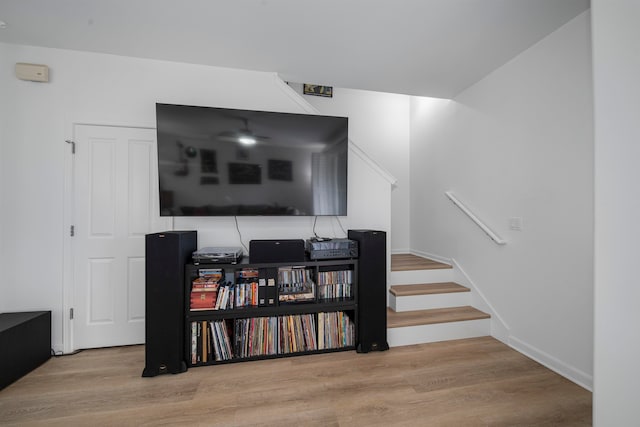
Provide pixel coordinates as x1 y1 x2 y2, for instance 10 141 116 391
387 306 490 328
389 282 469 297
391 254 452 271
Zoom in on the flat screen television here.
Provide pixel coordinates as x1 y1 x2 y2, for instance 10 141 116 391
155 103 348 216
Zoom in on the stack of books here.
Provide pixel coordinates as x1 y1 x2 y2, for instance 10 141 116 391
190 269 223 311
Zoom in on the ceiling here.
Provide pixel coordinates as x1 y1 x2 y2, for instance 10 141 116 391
0 0 590 98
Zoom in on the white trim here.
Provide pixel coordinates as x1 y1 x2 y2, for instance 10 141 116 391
272 74 318 114
391 247 411 255
349 142 397 185
406 249 591 390
409 248 452 266
445 191 506 245
450 257 510 343
509 336 593 391
273 73 397 186
62 124 75 354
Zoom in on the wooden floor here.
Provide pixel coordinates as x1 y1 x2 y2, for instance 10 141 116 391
0 337 591 426
391 253 452 271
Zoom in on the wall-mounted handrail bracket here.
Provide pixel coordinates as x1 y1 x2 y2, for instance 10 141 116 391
445 191 506 245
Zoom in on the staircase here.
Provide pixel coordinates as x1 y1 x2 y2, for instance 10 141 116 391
387 254 491 347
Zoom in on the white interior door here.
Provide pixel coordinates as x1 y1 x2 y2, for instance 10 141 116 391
72 124 170 349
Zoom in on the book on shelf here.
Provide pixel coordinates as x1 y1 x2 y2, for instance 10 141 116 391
190 291 218 311
198 268 224 281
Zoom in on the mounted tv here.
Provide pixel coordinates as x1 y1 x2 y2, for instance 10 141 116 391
155 103 348 216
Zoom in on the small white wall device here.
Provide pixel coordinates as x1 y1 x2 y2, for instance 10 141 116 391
15 63 49 82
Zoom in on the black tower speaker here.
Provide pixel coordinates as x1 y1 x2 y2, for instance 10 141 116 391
348 229 389 353
142 230 197 377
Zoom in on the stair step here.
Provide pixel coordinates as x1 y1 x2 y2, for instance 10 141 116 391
391 254 452 272
389 282 469 297
387 306 490 328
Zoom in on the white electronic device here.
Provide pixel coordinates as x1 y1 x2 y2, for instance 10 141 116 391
15 63 49 82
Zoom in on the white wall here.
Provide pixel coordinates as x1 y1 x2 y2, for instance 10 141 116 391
592 1 640 424
0 43 392 352
290 85 411 252
410 11 594 388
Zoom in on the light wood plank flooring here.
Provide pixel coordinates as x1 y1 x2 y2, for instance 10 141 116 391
0 337 591 426
391 253 452 271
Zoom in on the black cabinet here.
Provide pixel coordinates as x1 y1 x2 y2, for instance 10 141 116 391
0 311 51 389
184 259 358 366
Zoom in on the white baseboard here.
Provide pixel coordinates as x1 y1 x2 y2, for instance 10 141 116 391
409 249 452 265
508 335 593 391
450 258 510 343
391 247 411 254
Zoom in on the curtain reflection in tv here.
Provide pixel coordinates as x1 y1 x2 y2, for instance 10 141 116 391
312 141 347 215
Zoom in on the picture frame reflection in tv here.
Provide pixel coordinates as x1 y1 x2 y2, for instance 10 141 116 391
228 163 261 184
200 149 217 173
268 159 293 181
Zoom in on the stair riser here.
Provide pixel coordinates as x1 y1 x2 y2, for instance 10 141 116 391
387 318 490 347
389 291 471 312
391 269 453 285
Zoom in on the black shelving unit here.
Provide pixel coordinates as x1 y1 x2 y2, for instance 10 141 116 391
184 259 358 367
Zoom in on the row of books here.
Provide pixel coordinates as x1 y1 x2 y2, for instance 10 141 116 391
279 314 317 354
192 281 277 311
193 282 353 309
277 267 315 303
191 267 355 309
277 266 314 287
235 316 279 358
317 283 352 300
191 319 233 364
317 270 353 286
318 311 355 350
189 311 355 365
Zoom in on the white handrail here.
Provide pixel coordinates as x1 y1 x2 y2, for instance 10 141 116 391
445 191 506 245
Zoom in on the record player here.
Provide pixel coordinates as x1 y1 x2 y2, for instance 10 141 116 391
192 247 244 264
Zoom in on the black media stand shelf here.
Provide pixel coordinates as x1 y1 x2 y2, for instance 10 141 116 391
184 258 358 367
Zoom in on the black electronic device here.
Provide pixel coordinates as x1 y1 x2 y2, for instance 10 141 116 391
348 229 389 353
305 238 358 260
193 246 243 264
155 103 348 217
249 239 305 263
143 230 197 377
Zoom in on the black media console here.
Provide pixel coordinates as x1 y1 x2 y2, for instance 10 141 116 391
143 230 388 376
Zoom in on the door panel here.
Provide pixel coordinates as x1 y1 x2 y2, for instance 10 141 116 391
73 125 170 349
